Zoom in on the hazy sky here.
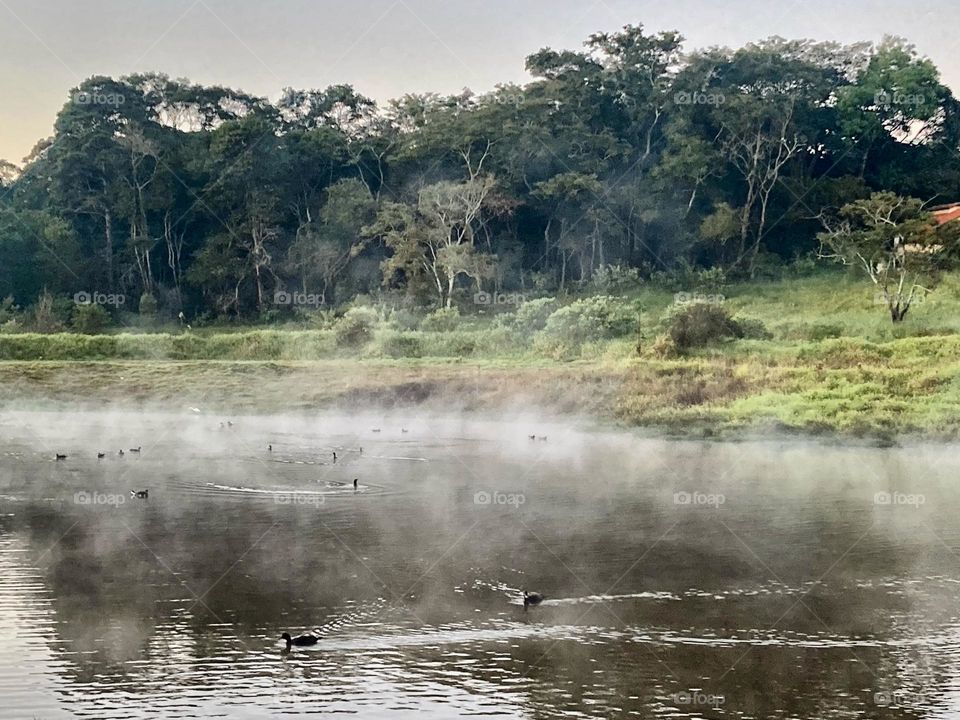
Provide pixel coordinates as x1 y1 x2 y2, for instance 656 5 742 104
1 0 959 163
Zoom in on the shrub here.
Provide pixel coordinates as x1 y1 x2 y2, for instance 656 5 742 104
388 308 421 331
541 296 636 345
72 303 111 334
30 290 66 333
421 306 461 332
513 297 558 335
139 293 158 319
664 302 742 353
375 331 423 358
734 316 773 340
587 264 643 293
334 307 379 347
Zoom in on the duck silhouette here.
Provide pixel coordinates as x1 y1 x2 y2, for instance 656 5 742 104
268 444 272 452
118 449 124 456
281 632 319 649
97 452 105 459
55 453 67 460
353 478 359 490
129 447 141 453
130 490 149 499
523 591 545 610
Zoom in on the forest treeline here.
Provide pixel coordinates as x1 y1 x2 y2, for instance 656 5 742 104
1 24 959 322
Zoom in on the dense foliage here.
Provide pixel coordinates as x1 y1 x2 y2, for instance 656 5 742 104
2 26 960 326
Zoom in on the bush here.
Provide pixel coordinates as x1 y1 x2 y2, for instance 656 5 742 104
421 306 461 332
374 331 424 358
388 308 421 331
587 264 643 293
72 303 111 334
734 316 773 340
30 290 66 333
541 296 636 345
512 297 558 335
334 306 379 347
139 293 158 319
664 302 742 353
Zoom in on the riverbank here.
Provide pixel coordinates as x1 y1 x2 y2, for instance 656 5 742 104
3 332 959 441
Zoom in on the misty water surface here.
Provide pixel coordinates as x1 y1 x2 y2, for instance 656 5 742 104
1 409 959 718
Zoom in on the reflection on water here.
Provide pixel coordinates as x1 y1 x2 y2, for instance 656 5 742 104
1 409 960 718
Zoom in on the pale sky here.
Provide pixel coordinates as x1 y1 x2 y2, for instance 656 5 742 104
1 0 959 164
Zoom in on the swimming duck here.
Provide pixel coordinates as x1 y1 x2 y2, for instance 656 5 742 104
130 447 141 453
97 452 105 459
281 632 319 648
353 478 359 490
268 444 272 452
401 428 408 433
131 490 149 499
528 435 535 440
55 453 67 460
371 428 381 433
118 449 124 456
523 591 545 610
332 451 337 462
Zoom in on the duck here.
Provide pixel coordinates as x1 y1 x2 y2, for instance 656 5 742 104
118 449 124 456
55 453 67 460
401 428 409 434
281 632 319 648
268 444 273 452
129 447 141 453
523 591 545 610
131 489 149 499
353 478 359 490
332 451 337 462
97 452 105 459
528 435 536 440
371 428 381 433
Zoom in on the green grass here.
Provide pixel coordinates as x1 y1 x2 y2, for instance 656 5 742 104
3 270 960 440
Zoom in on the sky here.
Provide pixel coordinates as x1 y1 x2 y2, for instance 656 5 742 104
1 0 959 163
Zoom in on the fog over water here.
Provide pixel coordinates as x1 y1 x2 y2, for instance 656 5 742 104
1 409 959 718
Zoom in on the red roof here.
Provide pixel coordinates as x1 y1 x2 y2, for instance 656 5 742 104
931 202 960 225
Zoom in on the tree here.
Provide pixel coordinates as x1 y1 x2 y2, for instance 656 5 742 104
817 192 959 322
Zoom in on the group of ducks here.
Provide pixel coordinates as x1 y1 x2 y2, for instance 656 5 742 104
55 447 149 498
55 446 141 460
280 592 546 649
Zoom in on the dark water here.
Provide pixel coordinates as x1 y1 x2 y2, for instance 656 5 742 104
1 409 959 718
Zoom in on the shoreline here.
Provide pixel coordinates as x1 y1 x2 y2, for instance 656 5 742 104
2 358 956 446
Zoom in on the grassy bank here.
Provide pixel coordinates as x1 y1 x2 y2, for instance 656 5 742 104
3 272 960 440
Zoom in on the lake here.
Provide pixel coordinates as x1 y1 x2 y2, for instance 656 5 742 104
0 409 958 718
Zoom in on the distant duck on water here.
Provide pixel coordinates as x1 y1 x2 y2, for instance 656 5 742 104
353 478 359 490
97 452 105 459
130 489 148 499
129 447 141 453
118 449 124 456
523 591 545 610
268 444 272 452
281 632 319 649
55 453 67 460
